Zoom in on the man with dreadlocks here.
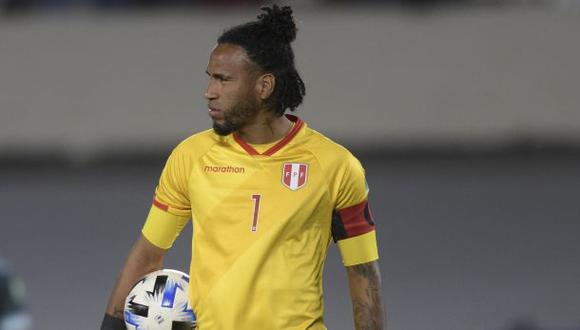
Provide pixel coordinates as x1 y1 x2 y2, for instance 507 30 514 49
102 5 384 330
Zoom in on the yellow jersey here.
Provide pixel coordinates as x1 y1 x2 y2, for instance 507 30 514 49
142 115 378 330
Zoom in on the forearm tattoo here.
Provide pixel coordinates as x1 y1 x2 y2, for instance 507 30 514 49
348 261 385 330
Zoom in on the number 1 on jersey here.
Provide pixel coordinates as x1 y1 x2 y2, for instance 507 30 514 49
251 194 261 232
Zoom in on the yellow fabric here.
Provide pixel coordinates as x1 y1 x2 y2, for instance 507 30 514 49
142 205 189 250
142 120 378 330
337 230 379 266
248 138 282 153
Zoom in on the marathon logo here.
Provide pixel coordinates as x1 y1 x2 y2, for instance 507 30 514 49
204 165 245 174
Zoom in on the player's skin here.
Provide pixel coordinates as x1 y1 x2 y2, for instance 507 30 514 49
205 43 293 143
105 235 166 319
104 43 385 329
347 261 385 329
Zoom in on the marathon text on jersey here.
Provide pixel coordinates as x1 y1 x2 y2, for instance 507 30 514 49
204 165 246 174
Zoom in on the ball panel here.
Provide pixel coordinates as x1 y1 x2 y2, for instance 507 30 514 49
124 269 196 330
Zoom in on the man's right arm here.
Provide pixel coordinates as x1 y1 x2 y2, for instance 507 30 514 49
102 234 167 327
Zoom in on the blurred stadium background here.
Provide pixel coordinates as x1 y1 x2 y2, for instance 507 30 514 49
1 0 579 329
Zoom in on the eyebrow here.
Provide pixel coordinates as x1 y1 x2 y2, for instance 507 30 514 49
205 70 232 81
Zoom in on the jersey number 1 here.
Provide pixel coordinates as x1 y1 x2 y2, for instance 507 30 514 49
251 194 261 232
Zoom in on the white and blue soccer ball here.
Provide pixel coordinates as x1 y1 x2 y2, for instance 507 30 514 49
124 269 196 330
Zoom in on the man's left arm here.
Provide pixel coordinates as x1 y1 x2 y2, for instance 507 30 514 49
346 260 385 330
331 152 384 328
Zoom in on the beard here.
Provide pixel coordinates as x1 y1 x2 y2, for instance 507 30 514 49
212 97 260 136
212 117 238 136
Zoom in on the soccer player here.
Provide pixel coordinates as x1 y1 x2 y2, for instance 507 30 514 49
101 5 384 330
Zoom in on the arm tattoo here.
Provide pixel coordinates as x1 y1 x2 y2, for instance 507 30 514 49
347 261 385 330
352 262 378 278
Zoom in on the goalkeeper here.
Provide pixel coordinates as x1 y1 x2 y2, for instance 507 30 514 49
101 4 384 330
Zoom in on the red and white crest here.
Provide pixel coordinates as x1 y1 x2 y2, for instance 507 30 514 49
282 163 308 191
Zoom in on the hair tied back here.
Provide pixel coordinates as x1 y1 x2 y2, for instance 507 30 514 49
257 5 297 44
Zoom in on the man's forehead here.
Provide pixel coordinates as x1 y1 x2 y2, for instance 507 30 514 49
208 43 253 69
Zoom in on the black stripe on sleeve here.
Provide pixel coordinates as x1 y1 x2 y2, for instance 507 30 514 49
331 210 348 242
364 203 375 226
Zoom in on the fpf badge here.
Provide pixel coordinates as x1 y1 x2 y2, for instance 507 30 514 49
282 163 308 191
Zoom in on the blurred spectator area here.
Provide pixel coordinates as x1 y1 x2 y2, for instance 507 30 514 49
1 0 258 13
3 0 577 13
0 0 579 163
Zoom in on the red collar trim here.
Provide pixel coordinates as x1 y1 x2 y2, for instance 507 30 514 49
233 114 304 156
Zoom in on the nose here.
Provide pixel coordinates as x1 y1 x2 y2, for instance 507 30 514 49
204 81 218 101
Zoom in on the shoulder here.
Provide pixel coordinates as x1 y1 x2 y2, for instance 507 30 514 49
171 129 220 159
302 127 363 172
302 127 367 207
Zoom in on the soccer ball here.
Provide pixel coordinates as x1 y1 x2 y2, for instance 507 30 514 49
124 269 196 330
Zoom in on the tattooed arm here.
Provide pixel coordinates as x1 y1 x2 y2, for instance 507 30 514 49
346 260 385 330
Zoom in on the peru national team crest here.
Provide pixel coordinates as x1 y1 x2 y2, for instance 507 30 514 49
282 163 308 191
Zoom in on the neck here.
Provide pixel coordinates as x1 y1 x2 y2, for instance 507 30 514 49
237 112 292 144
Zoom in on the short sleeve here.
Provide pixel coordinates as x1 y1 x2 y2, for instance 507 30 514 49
331 153 378 266
153 146 192 217
141 146 192 249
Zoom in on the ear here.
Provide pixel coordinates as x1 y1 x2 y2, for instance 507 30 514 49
256 73 275 100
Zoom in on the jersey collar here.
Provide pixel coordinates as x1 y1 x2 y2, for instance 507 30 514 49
233 114 304 156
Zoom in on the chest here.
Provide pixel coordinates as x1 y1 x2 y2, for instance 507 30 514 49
187 148 331 234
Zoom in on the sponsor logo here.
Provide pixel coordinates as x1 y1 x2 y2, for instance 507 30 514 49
282 163 308 190
204 165 245 174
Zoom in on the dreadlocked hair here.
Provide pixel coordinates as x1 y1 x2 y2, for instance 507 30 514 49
218 5 306 117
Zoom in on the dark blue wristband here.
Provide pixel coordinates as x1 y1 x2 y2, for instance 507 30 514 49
100 314 126 330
